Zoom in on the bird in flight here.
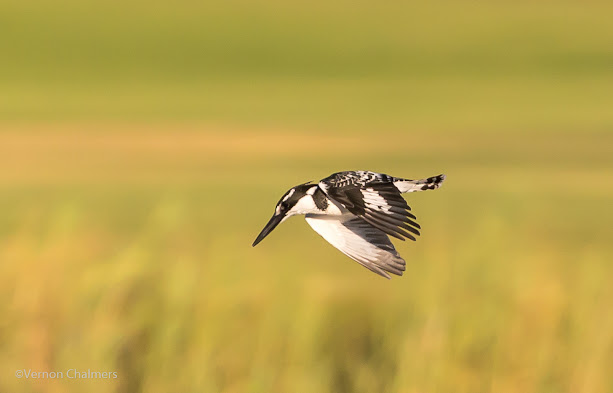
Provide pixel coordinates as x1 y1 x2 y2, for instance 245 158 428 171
252 171 446 279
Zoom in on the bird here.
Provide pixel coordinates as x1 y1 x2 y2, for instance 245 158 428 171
252 171 446 279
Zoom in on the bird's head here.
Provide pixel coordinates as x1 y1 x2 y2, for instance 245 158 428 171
252 181 318 247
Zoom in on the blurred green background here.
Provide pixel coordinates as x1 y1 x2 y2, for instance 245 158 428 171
1 1 612 392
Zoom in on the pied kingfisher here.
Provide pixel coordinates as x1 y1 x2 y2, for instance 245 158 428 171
253 171 446 279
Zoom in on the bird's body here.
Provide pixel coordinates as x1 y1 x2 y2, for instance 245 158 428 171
253 171 446 279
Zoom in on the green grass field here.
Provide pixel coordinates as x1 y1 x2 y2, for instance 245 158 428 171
1 1 612 392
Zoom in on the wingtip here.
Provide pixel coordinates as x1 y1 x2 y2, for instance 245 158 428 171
429 174 446 190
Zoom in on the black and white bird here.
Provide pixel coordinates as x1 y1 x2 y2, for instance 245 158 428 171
252 171 446 279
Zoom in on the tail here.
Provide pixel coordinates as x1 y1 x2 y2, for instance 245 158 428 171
393 174 446 193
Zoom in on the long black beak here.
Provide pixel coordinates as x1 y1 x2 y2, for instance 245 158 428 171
252 214 284 247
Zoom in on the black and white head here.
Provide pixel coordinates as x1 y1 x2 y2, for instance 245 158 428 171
252 182 322 247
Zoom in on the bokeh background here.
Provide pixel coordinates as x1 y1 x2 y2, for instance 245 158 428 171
1 1 612 392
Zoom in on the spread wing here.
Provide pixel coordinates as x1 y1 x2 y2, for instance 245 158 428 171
319 180 421 241
305 216 406 279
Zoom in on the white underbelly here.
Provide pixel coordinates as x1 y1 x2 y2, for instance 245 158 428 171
323 199 347 216
306 205 350 224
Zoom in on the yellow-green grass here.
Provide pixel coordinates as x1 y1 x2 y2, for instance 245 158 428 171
2 0 613 130
1 127 612 393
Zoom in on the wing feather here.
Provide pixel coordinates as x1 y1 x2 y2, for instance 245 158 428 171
305 215 406 279
320 177 421 241
366 209 420 235
364 212 419 240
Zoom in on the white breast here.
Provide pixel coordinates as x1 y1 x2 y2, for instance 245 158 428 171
291 196 318 215
322 198 345 216
290 193 346 216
